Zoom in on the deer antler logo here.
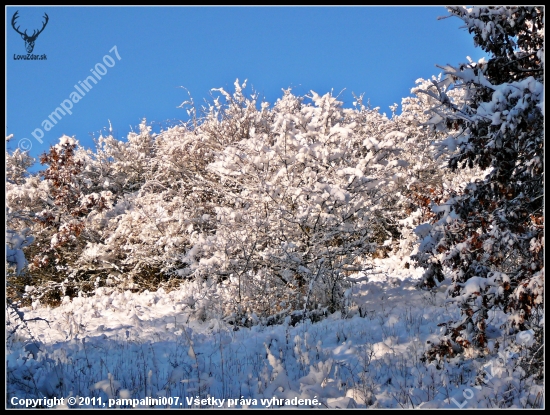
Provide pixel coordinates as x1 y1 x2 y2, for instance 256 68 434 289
11 10 49 54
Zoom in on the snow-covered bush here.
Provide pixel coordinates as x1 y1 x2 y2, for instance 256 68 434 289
181 83 410 321
8 81 422 321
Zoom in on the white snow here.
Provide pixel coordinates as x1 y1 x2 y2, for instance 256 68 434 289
6 257 542 409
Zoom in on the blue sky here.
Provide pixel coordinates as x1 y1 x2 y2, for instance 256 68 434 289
6 6 487 163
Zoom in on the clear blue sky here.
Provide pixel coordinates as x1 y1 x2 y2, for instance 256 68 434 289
6 6 486 163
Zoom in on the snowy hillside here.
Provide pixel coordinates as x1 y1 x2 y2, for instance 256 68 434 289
6 258 542 409
6 6 543 409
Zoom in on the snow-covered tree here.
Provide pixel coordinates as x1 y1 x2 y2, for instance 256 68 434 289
16 137 114 304
6 135 34 282
413 6 543 366
181 82 410 321
6 135 45 307
385 77 486 271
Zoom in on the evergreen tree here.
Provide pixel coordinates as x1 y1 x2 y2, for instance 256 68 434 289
414 7 543 368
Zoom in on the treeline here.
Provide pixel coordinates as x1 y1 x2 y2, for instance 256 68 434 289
6 7 543 370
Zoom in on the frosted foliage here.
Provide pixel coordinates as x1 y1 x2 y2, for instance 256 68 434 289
5 8 543 408
411 6 543 366
7 81 438 319
181 85 410 318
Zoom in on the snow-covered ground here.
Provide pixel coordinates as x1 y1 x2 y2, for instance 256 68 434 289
6 259 543 409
